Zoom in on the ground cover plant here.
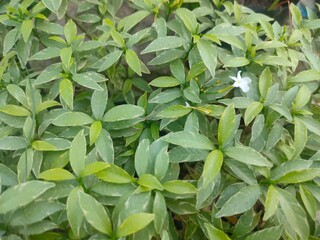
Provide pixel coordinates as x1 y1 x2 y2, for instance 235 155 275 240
0 0 320 239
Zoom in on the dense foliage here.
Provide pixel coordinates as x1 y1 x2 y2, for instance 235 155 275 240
0 0 320 239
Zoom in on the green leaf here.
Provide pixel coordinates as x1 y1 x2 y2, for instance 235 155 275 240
149 76 180 87
215 185 261 217
141 36 188 54
161 131 214 150
73 73 103 91
275 169 320 184
3 28 19 55
103 104 144 122
277 187 309 240
125 49 142 76
176 8 198 34
97 50 123 72
153 191 168 234
201 150 223 188
197 39 217 78
154 147 169 180
244 102 263 126
42 0 62 12
205 223 231 240
67 187 84 238
292 117 307 160
95 129 114 164
91 87 108 120
119 10 151 32
60 47 72 70
163 180 198 194
80 162 110 177
223 57 250 67
78 191 112 236
299 185 317 220
135 139 151 177
64 19 77 44
269 104 292 121
21 19 33 42
110 29 125 48
52 112 94 126
218 104 235 148
295 85 311 109
70 130 86 176
30 47 61 61
259 67 273 100
0 180 55 214
0 163 18 186
96 164 133 183
157 105 191 118
116 213 155 237
263 185 279 221
289 69 320 82
246 226 283 240
90 121 102 146
36 100 61 113
0 105 30 117
298 116 320 136
225 146 272 167
0 136 27 150
59 78 74 109
32 140 58 151
38 168 76 181
6 84 28 107
138 174 164 191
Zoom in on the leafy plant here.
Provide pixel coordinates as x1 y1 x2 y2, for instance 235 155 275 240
0 0 320 239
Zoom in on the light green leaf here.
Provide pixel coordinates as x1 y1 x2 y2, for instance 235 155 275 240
3 28 19 55
218 104 235 148
35 100 61 113
141 36 188 54
0 163 18 186
176 8 198 34
216 185 261 217
138 174 164 191
32 140 58 151
275 169 320 184
299 185 317 220
205 223 231 240
154 147 169 180
78 191 112 236
60 47 72 70
163 180 198 194
38 168 76 181
0 105 30 117
116 213 155 237
225 146 272 167
70 130 86 177
42 0 62 12
110 29 125 48
125 49 142 76
153 191 168 234
0 181 55 214
67 187 84 238
289 69 320 83
161 131 214 150
135 139 151 177
96 164 133 183
0 136 27 150
91 87 108 120
95 129 114 163
149 76 181 87
277 187 309 240
246 226 283 240
90 121 102 146
73 73 103 91
119 10 150 32
197 39 217 78
201 150 223 188
64 19 77 44
244 102 263 126
298 116 320 136
157 105 191 118
97 50 123 72
263 185 279 221
223 57 250 67
21 19 33 42
30 47 61 61
80 162 110 177
6 84 28 107
269 104 292 121
292 117 307 160
52 112 94 126
259 67 272 100
59 78 74 109
295 85 310 109
103 104 144 122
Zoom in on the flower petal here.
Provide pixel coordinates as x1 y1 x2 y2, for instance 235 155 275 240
233 82 241 87
229 76 238 82
237 71 242 79
241 77 252 84
240 83 250 92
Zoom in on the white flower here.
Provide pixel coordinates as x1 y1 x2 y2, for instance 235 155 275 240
230 71 252 93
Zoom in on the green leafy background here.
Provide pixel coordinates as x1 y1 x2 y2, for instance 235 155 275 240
0 0 320 239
